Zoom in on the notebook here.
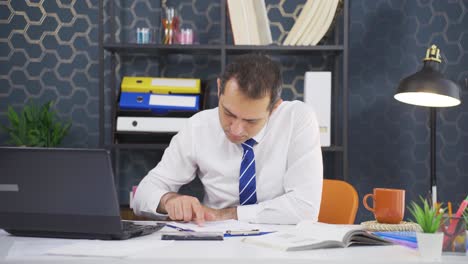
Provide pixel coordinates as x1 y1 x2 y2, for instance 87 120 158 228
0 147 164 240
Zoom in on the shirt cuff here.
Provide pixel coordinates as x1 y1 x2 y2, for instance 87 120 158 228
133 186 166 217
236 203 262 222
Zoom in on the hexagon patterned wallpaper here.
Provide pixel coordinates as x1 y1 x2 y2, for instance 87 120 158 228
0 0 99 147
1 0 467 223
349 0 468 223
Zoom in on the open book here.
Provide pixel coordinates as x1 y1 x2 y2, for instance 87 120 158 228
242 221 392 251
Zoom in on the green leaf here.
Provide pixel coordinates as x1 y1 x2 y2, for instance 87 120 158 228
1 101 71 147
9 132 24 146
407 196 443 233
7 106 19 127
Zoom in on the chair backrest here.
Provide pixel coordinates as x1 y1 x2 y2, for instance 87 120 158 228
318 179 358 224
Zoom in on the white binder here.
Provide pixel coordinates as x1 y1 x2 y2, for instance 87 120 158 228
304 72 331 147
116 117 188 133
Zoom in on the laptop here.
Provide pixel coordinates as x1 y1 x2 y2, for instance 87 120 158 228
0 147 164 240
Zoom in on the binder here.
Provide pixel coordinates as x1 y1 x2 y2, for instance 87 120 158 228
304 71 331 147
121 77 201 94
116 116 188 133
119 92 200 113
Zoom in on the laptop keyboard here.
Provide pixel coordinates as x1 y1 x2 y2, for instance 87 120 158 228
122 221 145 231
121 221 165 239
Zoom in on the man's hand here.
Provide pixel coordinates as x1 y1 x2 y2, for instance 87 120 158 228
159 192 213 224
158 192 237 225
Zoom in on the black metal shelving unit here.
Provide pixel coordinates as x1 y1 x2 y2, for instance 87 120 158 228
99 0 349 203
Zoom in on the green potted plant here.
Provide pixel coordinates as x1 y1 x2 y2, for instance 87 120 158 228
1 101 71 147
408 196 445 260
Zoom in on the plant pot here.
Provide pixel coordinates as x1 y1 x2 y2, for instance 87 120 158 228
417 232 444 260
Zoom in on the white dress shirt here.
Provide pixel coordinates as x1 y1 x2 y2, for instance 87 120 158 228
133 100 323 224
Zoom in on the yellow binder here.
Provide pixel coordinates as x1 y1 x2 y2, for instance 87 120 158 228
121 77 201 94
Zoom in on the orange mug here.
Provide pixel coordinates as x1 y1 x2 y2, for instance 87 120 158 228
363 188 405 224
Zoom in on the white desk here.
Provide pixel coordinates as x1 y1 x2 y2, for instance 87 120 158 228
1 228 467 264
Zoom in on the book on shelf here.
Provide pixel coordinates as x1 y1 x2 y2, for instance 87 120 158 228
242 0 260 45
251 0 272 45
297 0 328 45
304 71 331 147
283 0 341 46
282 0 317 46
116 116 188 133
119 92 200 113
121 76 201 94
227 0 272 45
309 0 340 45
242 221 391 251
227 0 250 45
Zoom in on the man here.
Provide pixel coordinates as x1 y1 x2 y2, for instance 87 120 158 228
133 54 323 225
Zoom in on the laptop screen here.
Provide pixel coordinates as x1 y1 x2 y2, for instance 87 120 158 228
0 147 122 236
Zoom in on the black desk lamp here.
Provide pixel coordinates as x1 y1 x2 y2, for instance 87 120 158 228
394 44 461 205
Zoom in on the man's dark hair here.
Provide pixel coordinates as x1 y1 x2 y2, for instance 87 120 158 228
219 54 282 111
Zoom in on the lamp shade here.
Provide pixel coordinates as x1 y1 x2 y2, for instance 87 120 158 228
394 45 461 107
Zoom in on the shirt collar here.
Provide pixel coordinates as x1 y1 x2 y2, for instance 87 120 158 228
251 121 267 144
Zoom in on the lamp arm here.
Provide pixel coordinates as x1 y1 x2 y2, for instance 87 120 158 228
430 107 437 206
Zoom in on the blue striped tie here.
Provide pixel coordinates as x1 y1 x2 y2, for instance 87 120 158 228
239 138 257 205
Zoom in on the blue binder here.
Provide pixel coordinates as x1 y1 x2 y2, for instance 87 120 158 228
119 92 200 114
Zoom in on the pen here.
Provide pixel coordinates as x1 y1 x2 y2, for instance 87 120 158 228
224 229 274 237
448 201 452 224
454 195 468 218
165 224 195 232
443 195 468 247
435 202 441 215
225 229 260 235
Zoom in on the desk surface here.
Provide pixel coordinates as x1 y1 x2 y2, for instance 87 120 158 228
1 227 467 264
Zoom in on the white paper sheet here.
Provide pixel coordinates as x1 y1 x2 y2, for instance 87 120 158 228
0 237 14 259
6 239 74 259
46 239 173 258
167 219 276 233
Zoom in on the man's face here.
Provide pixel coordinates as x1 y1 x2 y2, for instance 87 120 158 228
218 79 271 144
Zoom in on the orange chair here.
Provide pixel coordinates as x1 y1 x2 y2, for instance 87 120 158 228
318 179 358 224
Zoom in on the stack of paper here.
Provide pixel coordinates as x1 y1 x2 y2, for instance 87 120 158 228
283 0 341 46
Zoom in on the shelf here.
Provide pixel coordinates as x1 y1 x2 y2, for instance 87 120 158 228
103 43 344 56
101 0 350 202
103 43 223 55
225 45 344 55
322 146 344 152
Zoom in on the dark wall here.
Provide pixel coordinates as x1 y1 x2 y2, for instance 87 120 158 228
1 0 467 222
0 0 99 147
349 0 468 223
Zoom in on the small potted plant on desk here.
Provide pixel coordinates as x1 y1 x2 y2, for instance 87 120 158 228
408 196 445 260
1 101 71 147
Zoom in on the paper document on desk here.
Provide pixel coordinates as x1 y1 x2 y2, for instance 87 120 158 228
5 239 74 259
167 219 275 234
46 240 173 258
